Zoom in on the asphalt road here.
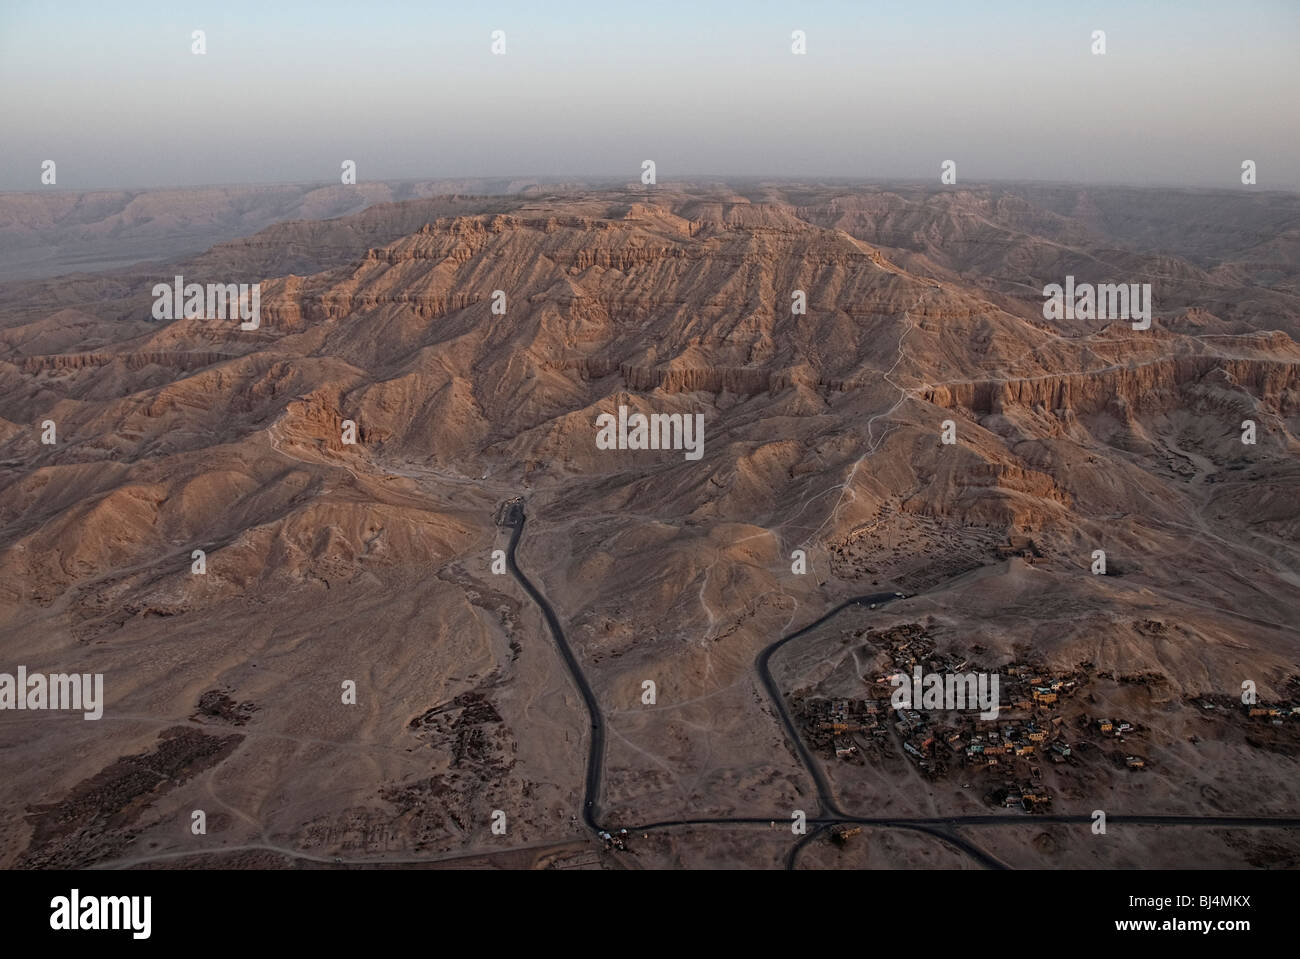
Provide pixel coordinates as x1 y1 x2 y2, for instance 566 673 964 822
504 502 606 832
756 591 900 819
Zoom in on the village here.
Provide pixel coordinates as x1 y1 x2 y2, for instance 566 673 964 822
791 624 1163 812
793 625 1300 814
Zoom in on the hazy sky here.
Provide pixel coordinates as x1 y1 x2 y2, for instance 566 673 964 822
3 0 1297 191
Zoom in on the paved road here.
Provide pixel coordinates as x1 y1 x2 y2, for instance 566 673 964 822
504 501 606 832
756 591 900 819
619 813 1300 830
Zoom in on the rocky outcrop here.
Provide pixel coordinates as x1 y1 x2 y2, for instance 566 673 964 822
22 350 236 375
923 356 1300 418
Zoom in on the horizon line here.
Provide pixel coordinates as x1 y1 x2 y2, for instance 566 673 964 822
2 172 1294 198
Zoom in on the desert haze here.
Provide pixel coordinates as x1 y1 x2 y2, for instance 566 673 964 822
0 179 1297 870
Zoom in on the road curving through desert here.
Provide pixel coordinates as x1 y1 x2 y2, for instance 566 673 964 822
503 500 607 833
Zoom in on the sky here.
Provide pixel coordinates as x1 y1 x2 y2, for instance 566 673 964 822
2 0 1297 191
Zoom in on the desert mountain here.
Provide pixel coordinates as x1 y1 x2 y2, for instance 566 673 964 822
1 181 1297 868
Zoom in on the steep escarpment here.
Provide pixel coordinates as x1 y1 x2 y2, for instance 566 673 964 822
923 354 1300 421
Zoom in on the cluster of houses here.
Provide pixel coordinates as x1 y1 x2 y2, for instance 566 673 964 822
790 623 1180 810
791 624 1189 810
1001 664 1083 710
963 721 1063 766
598 829 630 851
1092 717 1149 769
884 655 1086 779
1245 703 1300 723
1192 696 1300 726
795 696 892 761
793 623 1300 819
796 687 1081 805
997 781 1054 811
